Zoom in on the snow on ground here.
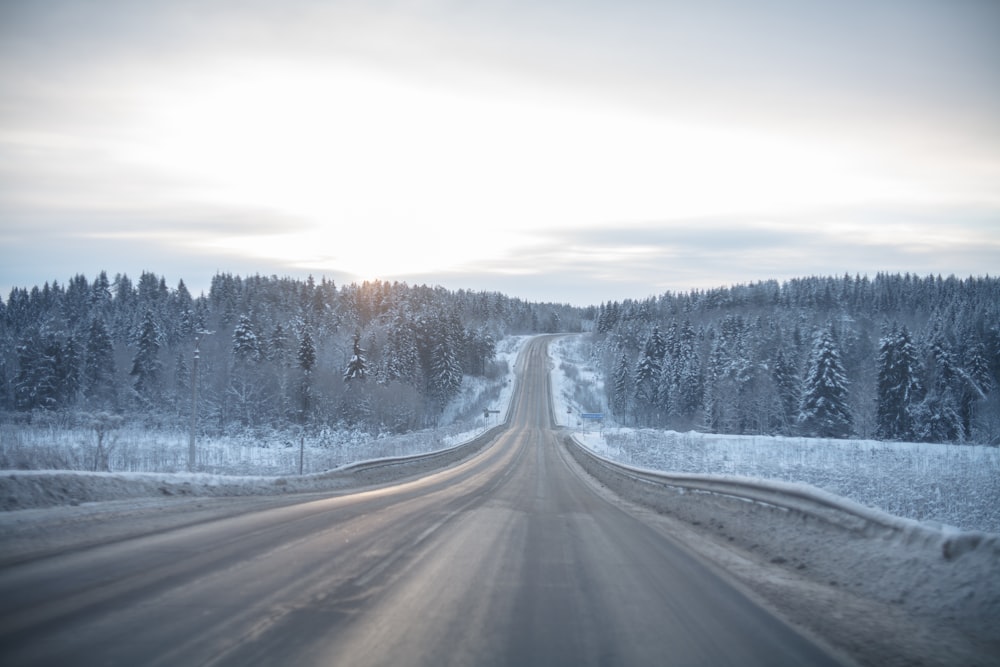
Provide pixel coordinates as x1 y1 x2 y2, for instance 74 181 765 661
549 335 1000 534
552 335 1000 665
0 336 529 510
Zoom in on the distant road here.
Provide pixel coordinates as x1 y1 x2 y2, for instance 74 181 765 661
0 336 844 666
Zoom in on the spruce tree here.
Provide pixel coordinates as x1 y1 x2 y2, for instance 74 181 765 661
798 327 852 438
232 314 261 362
633 330 662 420
429 337 462 409
875 325 923 440
612 350 631 423
772 346 800 433
297 328 316 422
344 331 368 382
14 331 60 410
130 310 162 402
297 328 316 374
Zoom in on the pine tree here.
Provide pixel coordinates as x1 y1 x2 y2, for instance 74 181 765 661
771 346 800 433
130 310 162 401
58 334 82 406
344 331 368 382
429 337 462 409
958 328 992 438
798 326 852 438
385 314 420 385
14 330 61 410
297 328 316 374
232 314 261 363
668 322 702 428
875 325 923 440
612 350 632 422
633 330 663 420
296 328 316 423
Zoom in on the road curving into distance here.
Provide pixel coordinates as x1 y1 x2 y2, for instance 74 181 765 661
0 336 847 666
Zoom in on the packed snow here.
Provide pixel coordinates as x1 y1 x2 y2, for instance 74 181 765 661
549 335 1000 534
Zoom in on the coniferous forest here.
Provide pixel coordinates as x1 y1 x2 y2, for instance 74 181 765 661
593 274 999 444
2 272 999 445
1 272 583 436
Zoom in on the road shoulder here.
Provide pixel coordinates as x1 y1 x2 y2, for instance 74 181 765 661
555 431 997 667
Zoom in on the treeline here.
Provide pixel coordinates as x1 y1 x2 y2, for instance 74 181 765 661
1 272 584 434
595 274 1000 444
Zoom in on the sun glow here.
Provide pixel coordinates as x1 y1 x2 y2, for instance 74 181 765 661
113 59 928 280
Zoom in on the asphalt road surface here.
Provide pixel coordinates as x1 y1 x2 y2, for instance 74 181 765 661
0 336 845 666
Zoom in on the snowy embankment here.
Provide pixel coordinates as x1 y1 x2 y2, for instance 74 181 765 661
549 335 1000 534
552 335 1000 663
0 337 529 511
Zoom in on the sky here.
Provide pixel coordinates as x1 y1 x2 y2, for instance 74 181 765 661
1 0 998 306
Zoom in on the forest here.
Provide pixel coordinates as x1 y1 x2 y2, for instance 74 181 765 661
3 271 998 447
0 272 585 436
593 274 1000 444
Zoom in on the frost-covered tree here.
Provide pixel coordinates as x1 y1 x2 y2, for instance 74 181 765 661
84 317 116 407
798 326 852 438
429 337 462 411
611 350 631 422
663 321 702 429
957 328 992 438
772 346 800 434
385 314 420 385
875 325 923 440
296 327 316 422
14 330 61 410
633 330 663 421
344 331 368 382
83 317 116 406
232 314 261 363
297 328 316 374
59 333 82 405
130 310 162 402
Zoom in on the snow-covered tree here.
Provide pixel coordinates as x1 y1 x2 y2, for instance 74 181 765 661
798 326 852 438
772 346 800 434
385 314 420 385
296 327 316 422
84 317 116 407
232 314 261 363
611 350 631 422
429 337 462 410
130 310 162 402
633 330 663 421
875 325 923 440
344 331 368 382
297 328 316 374
14 330 61 410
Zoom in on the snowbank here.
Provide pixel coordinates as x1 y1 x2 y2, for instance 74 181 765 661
550 335 1000 534
563 430 1000 658
0 337 529 511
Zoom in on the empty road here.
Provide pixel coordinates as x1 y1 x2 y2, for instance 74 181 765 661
0 336 844 666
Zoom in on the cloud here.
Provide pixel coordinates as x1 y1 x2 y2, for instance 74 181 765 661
420 208 1000 304
1 1 998 307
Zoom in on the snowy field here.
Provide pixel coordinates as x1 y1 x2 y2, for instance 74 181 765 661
1 336 528 478
549 335 1000 534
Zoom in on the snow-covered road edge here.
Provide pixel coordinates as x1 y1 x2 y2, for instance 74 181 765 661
562 429 1000 658
0 337 528 511
1 422 509 511
568 432 1000 555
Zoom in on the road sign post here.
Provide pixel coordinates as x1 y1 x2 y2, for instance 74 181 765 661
483 408 501 431
579 412 604 433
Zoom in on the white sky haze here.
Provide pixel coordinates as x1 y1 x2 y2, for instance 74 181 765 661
1 0 998 304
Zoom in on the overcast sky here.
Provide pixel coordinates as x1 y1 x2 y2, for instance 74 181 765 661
1 0 998 306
